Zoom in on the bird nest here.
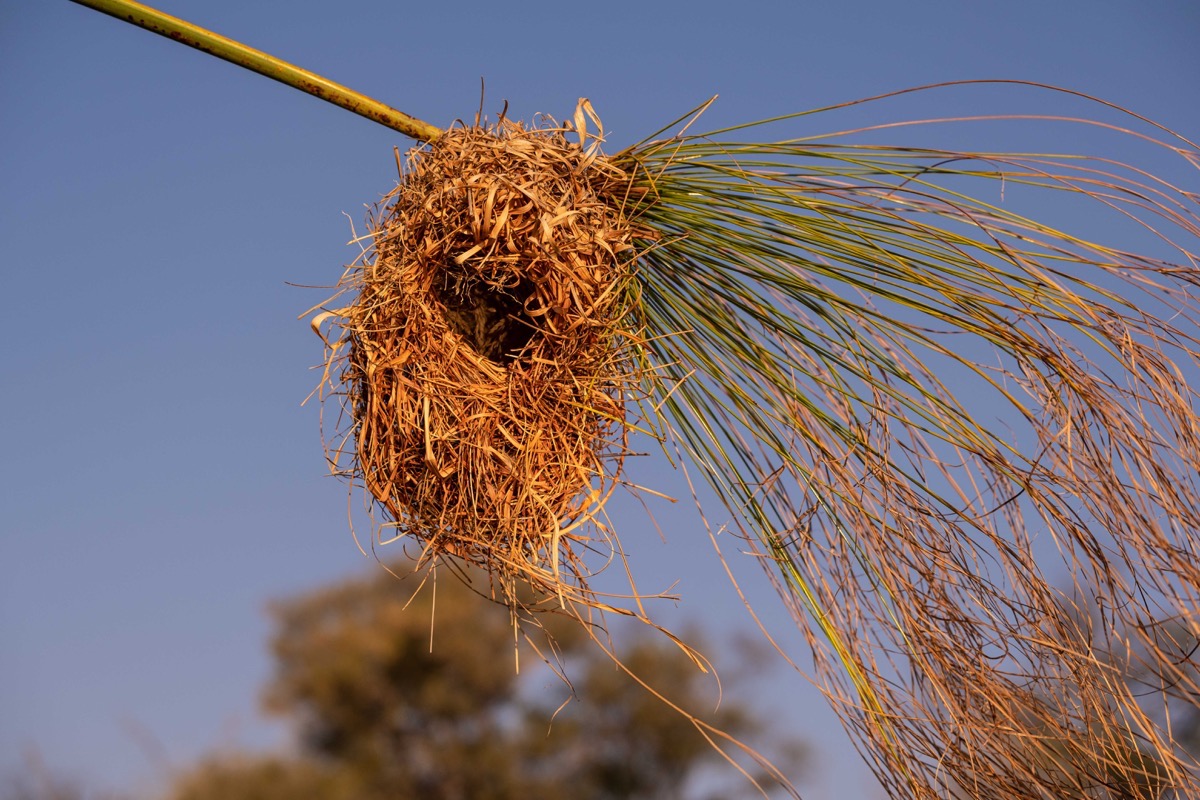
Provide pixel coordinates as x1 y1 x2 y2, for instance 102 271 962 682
313 114 649 604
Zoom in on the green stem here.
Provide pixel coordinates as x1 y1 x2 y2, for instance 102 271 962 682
69 0 442 143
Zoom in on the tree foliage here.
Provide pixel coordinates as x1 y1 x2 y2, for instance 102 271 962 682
165 562 805 800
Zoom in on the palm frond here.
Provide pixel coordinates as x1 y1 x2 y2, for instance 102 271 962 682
618 84 1200 798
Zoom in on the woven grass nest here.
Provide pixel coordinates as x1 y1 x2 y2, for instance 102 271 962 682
315 114 650 605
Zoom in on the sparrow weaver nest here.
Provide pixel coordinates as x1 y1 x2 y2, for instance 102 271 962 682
314 114 650 604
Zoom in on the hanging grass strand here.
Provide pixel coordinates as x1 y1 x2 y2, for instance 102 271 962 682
618 92 1200 799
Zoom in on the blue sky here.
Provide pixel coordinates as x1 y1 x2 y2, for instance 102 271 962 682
2 1 1198 797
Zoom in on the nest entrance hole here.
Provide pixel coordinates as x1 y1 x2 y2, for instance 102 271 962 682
434 271 540 365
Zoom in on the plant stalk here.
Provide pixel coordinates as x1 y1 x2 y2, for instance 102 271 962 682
69 0 442 143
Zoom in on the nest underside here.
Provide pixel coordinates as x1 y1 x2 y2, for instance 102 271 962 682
320 118 649 600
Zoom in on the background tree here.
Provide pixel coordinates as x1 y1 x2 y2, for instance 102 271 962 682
165 562 806 800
